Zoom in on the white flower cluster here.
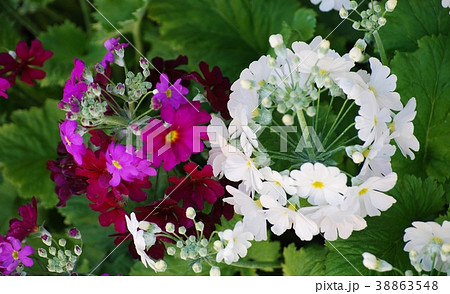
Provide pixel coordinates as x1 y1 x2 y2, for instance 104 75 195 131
404 221 450 275
208 34 418 244
310 0 351 12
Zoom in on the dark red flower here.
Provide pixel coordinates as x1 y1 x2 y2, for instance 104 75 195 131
184 61 231 120
0 39 53 86
89 129 113 152
47 143 88 207
7 197 39 241
148 55 190 89
165 163 225 210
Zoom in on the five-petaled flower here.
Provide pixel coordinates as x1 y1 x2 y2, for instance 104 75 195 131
0 236 34 275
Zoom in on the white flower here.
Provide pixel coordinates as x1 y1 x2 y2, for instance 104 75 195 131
125 213 158 271
362 252 393 272
367 58 403 111
386 0 397 12
443 0 450 12
290 162 347 206
223 151 263 192
259 167 296 205
216 221 254 265
349 47 364 62
389 98 420 159
223 186 267 241
236 55 273 91
260 194 318 241
310 0 351 12
301 198 366 241
404 221 450 273
343 173 397 217
355 95 391 147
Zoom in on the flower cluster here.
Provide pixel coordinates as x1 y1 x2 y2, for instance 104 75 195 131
207 34 417 244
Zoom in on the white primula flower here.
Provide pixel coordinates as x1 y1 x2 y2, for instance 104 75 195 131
260 194 318 241
404 221 450 274
228 106 259 154
355 95 391 147
238 55 273 91
338 70 370 106
443 0 450 11
259 167 297 205
343 173 397 217
290 162 347 206
300 197 367 241
223 186 267 241
223 151 263 193
310 0 351 12
216 221 254 265
362 252 393 272
366 58 403 111
125 213 159 271
389 98 420 159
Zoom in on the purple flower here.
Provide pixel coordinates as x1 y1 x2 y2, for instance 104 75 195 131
106 142 156 187
59 119 86 165
0 77 10 99
100 37 129 68
0 237 34 275
61 58 88 104
153 73 188 112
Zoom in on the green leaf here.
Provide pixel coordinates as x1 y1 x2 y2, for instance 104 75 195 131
39 21 103 87
241 239 281 272
281 8 317 46
92 0 147 33
148 0 300 80
378 0 450 53
325 175 446 275
58 195 117 274
0 13 21 51
282 243 328 276
391 35 450 182
0 174 20 233
0 99 64 208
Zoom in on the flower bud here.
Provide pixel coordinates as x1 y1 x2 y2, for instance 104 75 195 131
213 240 223 251
155 260 167 272
198 247 208 257
210 266 221 276
349 47 364 63
192 262 203 274
195 221 204 232
49 247 57 256
350 1 358 10
38 248 47 258
352 22 361 30
351 152 365 164
178 226 186 235
261 97 272 108
378 17 387 27
385 0 397 12
186 207 196 220
167 247 176 256
165 222 175 233
68 228 81 239
306 106 316 117
269 34 283 48
282 114 294 126
240 79 254 90
58 239 67 247
339 7 348 19
74 245 82 256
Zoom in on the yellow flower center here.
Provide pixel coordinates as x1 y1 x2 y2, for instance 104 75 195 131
275 181 282 186
287 203 297 211
64 136 72 146
319 69 328 76
312 181 324 189
12 250 19 260
362 149 371 158
254 199 263 208
252 108 259 118
359 188 369 196
247 160 252 167
258 80 264 87
431 236 443 244
166 89 172 98
112 160 122 169
165 130 179 144
388 122 396 132
373 115 378 126
369 86 377 96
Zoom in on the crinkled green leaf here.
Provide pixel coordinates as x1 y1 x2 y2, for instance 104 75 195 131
0 174 20 233
325 175 446 275
0 99 64 208
391 35 450 182
0 13 21 51
148 0 300 80
58 195 116 274
281 8 317 46
379 0 450 53
282 243 328 276
39 21 89 86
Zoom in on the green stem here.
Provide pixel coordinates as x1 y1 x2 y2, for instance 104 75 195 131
373 30 388 65
231 260 282 269
101 115 129 127
79 0 92 36
391 267 405 276
296 109 316 161
132 0 150 56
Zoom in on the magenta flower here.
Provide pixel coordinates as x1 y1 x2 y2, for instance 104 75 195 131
0 77 10 99
61 58 88 106
8 197 39 241
0 39 53 86
100 37 129 68
0 237 34 275
59 119 87 165
153 73 189 111
141 102 211 171
105 142 156 187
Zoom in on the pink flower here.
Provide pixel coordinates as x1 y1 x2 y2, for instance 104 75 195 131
0 77 10 99
141 102 211 171
59 119 87 165
0 39 53 86
166 163 225 209
61 58 88 106
100 37 129 68
0 237 34 275
105 142 156 187
153 73 189 113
